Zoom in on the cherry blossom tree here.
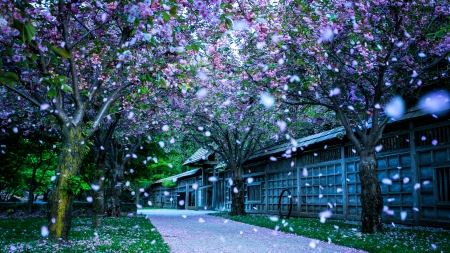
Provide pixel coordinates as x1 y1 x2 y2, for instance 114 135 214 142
0 0 228 240
274 0 450 233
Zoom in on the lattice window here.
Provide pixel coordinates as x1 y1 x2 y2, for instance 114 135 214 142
437 167 450 202
378 133 410 152
247 184 261 202
225 185 231 203
345 133 410 158
245 164 265 174
416 125 450 147
300 148 341 165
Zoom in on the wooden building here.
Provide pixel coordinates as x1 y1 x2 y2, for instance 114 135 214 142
147 106 450 228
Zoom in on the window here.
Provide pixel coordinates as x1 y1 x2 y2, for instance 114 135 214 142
437 167 450 203
247 184 261 202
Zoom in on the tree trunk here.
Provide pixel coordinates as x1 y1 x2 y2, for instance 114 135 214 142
28 166 37 214
47 126 85 241
92 149 106 228
135 180 140 206
359 150 383 233
106 163 124 217
230 176 246 216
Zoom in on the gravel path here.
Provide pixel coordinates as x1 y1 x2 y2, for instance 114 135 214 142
138 209 367 253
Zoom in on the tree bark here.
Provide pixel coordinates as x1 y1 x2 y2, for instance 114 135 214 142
92 149 106 228
134 180 140 206
106 163 124 217
230 176 246 216
47 126 85 241
359 150 383 233
28 166 37 214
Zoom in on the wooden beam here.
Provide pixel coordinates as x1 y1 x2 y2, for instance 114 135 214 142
409 121 421 226
341 146 348 220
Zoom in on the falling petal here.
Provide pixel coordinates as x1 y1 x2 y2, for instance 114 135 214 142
302 168 308 177
256 41 266 49
198 218 205 223
269 216 279 222
247 177 254 184
192 183 198 190
162 125 169 132
208 176 218 182
375 145 383 152
40 103 50 110
276 121 287 132
233 19 249 31
382 178 392 185
385 96 405 120
101 13 108 22
41 226 49 237
260 92 275 108
319 210 332 223
86 197 93 202
196 88 208 99
418 90 450 116
400 211 407 221
91 184 100 191
414 183 421 190
320 27 334 42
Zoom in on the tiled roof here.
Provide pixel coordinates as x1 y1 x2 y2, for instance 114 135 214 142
182 147 215 166
153 168 200 184
249 105 449 161
249 127 345 160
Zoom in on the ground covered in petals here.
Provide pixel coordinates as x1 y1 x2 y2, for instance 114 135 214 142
212 213 450 253
142 209 366 253
0 216 169 253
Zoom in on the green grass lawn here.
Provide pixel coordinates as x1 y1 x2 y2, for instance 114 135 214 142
211 213 450 253
0 216 169 252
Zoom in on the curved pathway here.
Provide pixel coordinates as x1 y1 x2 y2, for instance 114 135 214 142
138 209 366 253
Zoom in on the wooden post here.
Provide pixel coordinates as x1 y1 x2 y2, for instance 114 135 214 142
195 187 199 211
202 167 205 208
265 162 269 214
409 121 420 226
212 167 216 210
185 183 189 210
135 180 140 206
296 156 301 216
340 146 348 220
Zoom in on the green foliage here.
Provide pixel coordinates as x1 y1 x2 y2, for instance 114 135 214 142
62 176 82 196
161 179 177 188
211 213 450 253
0 217 169 252
0 136 58 202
